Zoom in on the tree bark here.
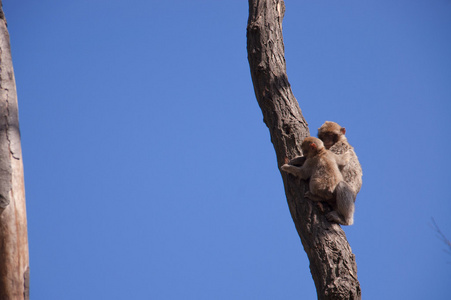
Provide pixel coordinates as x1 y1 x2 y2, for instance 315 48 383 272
246 1 361 299
0 1 30 299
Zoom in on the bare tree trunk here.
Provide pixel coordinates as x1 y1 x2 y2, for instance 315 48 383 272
246 1 361 299
0 2 30 299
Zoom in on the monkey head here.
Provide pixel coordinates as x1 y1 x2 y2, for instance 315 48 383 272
317 121 346 150
301 137 325 158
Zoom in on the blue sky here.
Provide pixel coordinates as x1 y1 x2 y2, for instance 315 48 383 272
4 1 451 299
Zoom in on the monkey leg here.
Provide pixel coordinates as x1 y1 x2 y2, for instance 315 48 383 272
329 181 355 226
326 211 352 226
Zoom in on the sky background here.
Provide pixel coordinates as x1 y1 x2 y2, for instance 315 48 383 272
3 1 451 299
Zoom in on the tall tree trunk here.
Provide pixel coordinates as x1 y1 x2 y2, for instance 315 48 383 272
246 1 361 299
0 2 30 299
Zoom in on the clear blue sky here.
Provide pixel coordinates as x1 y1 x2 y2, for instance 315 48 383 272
4 1 451 299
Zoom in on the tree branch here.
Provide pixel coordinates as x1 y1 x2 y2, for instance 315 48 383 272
247 1 361 299
0 2 30 299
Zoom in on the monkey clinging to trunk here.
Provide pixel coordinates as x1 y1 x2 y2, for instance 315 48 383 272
281 137 356 226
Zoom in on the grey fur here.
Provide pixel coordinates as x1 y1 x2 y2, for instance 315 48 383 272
329 139 362 195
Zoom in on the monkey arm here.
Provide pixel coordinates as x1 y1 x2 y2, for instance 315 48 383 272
296 166 312 180
293 160 314 180
280 163 312 180
288 156 306 166
333 151 351 168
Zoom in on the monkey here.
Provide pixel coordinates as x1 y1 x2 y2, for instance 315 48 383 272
317 121 362 195
281 137 355 225
288 121 362 196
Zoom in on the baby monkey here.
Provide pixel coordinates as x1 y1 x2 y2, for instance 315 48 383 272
281 137 355 226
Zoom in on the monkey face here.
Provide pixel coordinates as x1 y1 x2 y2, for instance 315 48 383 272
319 132 338 150
318 121 346 149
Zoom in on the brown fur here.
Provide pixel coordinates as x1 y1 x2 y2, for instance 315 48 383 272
318 121 362 195
281 137 355 225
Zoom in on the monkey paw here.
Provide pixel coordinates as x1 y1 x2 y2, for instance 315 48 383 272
281 164 294 173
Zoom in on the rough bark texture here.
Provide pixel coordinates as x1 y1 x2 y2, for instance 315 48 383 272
0 1 30 299
246 1 361 299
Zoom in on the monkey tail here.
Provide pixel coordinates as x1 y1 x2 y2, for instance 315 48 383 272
335 181 355 225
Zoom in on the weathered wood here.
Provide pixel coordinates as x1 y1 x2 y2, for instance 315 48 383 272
246 1 361 299
0 1 30 299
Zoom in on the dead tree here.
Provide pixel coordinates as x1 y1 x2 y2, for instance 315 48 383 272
246 1 361 299
0 1 30 299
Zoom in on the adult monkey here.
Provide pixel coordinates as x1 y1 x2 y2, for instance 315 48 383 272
317 121 362 196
